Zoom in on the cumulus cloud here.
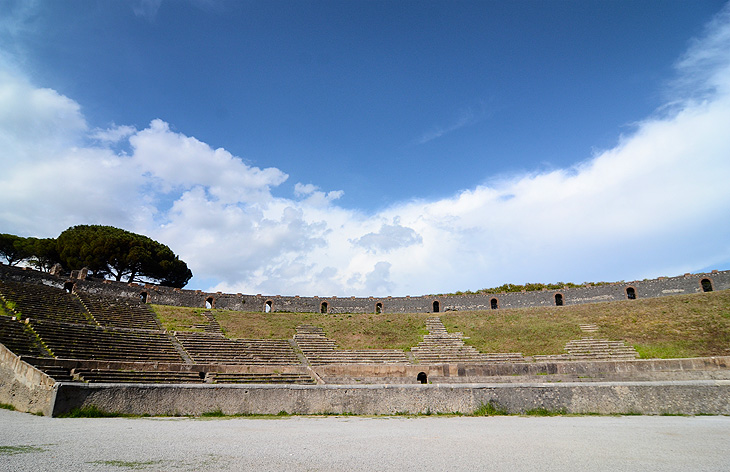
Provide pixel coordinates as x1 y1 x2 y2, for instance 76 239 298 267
130 119 288 204
0 71 87 158
1 5 730 296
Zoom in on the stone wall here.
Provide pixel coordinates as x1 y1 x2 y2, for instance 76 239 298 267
50 380 730 416
1 263 728 314
0 343 56 415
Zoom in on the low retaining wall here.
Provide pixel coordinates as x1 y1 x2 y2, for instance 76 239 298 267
4 347 730 416
315 357 730 384
51 381 730 416
0 344 56 415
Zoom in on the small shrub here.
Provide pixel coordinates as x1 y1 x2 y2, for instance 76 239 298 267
472 401 508 416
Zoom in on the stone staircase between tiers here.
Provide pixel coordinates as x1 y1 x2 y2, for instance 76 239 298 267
293 325 408 366
410 317 525 364
201 311 223 334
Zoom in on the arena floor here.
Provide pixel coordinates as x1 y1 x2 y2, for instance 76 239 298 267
1 409 729 471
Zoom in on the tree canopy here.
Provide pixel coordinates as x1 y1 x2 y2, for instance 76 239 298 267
0 233 30 266
1 226 192 288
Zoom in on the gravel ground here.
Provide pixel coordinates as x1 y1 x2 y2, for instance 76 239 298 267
1 408 729 471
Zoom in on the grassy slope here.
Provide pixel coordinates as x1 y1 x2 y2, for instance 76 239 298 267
153 289 730 358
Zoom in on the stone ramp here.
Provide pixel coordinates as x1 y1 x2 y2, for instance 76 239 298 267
411 318 525 364
293 325 409 365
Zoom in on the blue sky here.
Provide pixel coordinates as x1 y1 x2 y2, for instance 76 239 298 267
1 0 730 296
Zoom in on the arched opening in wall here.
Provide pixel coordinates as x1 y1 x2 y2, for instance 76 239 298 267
490 298 498 310
264 300 272 313
375 302 383 314
554 293 564 306
417 372 428 384
205 297 214 309
63 282 74 294
320 302 328 314
701 278 713 292
433 301 440 313
140 292 148 303
626 287 636 300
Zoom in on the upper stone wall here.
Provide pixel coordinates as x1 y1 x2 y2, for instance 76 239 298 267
1 263 728 314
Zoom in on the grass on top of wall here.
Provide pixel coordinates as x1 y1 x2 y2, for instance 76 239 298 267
154 290 730 358
150 305 208 332
445 290 730 357
215 311 431 351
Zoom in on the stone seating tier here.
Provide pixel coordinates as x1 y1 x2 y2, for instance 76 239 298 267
533 338 640 361
175 332 301 365
73 368 204 383
410 318 526 364
209 372 316 384
0 315 50 357
75 292 161 330
293 324 409 365
52 368 316 385
36 366 75 382
28 318 183 362
0 280 93 325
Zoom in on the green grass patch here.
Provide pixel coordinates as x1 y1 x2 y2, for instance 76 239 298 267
634 342 694 359
472 402 509 416
523 407 566 416
201 409 226 417
154 290 730 358
0 445 45 456
0 402 16 411
89 460 163 470
150 305 207 332
442 290 730 358
58 405 126 418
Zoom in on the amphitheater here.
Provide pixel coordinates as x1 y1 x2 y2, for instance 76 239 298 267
1 263 729 416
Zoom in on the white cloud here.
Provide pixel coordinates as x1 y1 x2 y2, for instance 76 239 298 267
1 5 730 296
132 0 163 21
413 108 475 145
130 119 288 204
91 124 137 144
351 224 423 253
0 71 87 159
294 183 344 207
